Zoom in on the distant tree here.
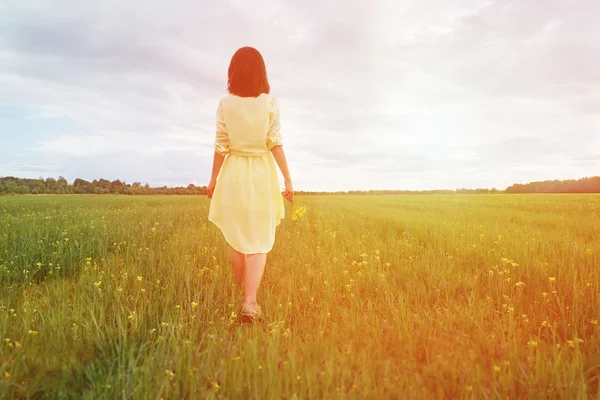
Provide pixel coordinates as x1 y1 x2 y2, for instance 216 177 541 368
28 180 45 194
111 180 124 194
15 185 30 194
56 176 68 194
95 179 112 191
5 180 17 194
73 178 90 188
45 177 57 193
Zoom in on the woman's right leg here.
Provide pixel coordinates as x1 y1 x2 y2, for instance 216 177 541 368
230 247 246 290
244 253 266 307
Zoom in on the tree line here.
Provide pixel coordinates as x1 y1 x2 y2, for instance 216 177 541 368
505 176 600 194
1 175 599 196
0 177 208 195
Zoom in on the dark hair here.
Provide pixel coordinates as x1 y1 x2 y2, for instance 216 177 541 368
227 47 270 97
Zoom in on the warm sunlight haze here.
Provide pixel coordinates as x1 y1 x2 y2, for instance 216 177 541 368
1 0 599 399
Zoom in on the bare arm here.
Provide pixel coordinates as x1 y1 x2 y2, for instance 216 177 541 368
207 99 229 198
206 151 225 198
210 151 226 183
270 145 291 181
270 145 294 202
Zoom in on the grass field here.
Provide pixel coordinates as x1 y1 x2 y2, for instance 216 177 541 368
1 194 599 399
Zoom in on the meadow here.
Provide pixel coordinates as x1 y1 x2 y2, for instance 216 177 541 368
0 194 599 399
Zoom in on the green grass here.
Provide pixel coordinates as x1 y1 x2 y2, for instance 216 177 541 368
1 194 599 399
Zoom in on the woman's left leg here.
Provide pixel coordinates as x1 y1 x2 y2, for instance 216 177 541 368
230 247 247 290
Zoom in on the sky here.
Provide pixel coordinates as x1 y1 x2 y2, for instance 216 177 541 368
1 0 599 191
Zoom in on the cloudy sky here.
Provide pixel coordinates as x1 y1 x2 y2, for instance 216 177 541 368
1 0 599 191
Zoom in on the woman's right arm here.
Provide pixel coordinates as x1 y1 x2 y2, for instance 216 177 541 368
270 145 294 202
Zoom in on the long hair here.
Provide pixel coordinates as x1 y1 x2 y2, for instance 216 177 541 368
227 47 270 97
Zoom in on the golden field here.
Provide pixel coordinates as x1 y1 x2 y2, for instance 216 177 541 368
1 194 599 399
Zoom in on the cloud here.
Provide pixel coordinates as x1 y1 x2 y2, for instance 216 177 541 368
0 0 599 190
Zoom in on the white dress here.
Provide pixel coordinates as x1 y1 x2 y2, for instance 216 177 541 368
208 93 285 254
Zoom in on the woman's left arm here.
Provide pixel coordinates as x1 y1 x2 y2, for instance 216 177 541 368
210 152 225 182
207 152 225 198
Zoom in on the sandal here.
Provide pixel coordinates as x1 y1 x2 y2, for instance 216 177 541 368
240 303 262 323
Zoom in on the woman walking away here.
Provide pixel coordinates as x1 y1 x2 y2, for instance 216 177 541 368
207 46 294 323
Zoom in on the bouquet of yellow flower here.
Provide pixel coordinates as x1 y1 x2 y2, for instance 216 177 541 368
290 202 307 221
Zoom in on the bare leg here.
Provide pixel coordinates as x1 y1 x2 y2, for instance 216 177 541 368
244 253 267 306
230 247 246 290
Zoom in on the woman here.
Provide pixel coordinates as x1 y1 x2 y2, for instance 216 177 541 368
207 46 294 323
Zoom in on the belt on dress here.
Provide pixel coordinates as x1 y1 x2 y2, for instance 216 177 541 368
229 150 270 157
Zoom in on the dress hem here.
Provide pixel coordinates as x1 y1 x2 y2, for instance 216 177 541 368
208 215 283 255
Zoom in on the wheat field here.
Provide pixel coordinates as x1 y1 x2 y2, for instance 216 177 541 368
1 194 599 399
